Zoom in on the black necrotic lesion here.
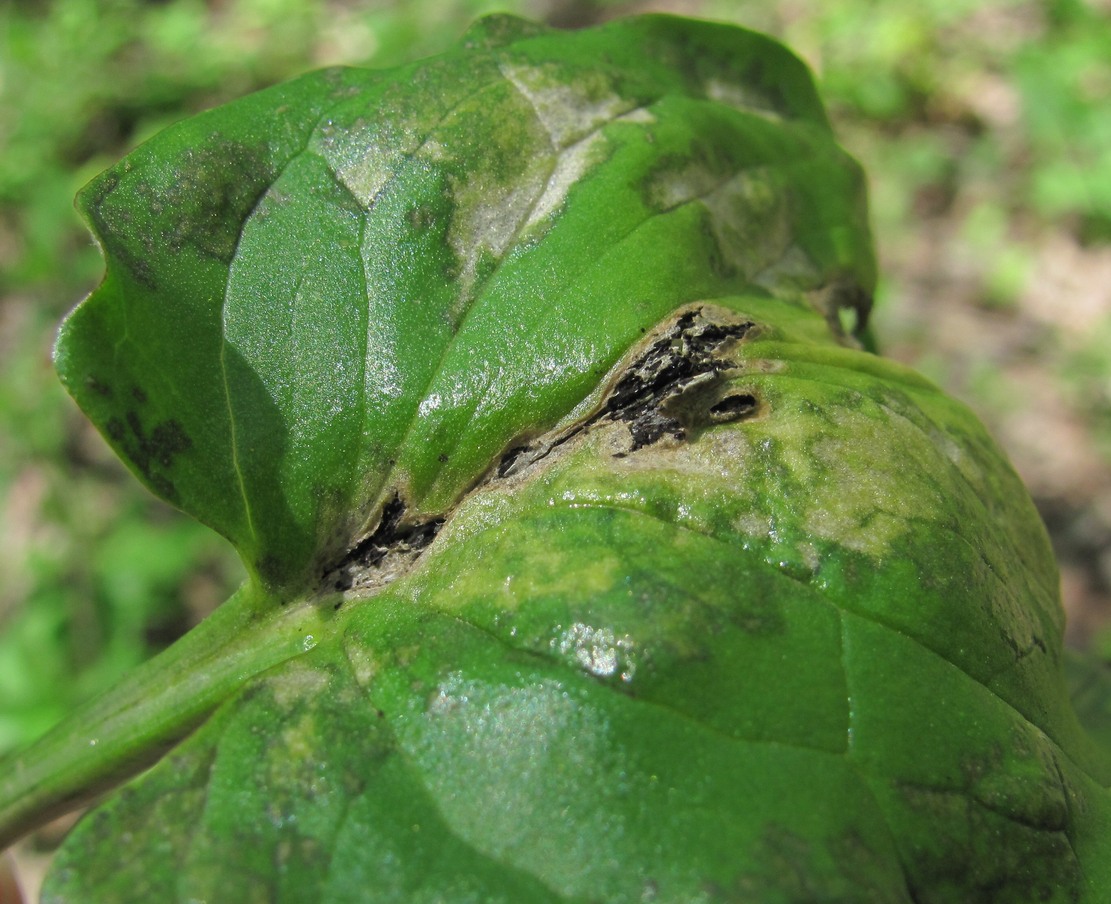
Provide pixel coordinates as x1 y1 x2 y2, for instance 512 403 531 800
587 307 759 449
607 317 741 445
327 494 445 592
496 306 762 476
329 308 763 595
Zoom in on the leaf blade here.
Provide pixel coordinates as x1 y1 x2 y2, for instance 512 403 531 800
56 14 874 592
27 13 1111 903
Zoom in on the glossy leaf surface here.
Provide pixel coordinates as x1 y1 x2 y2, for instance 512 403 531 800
7 13 1111 903
54 13 872 592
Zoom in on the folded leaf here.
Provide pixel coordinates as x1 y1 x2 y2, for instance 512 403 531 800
8 13 1111 903
54 14 873 592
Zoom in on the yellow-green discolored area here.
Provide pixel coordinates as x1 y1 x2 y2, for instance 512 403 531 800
43 299 1111 902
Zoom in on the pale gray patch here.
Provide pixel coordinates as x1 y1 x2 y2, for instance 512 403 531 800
648 162 722 212
617 107 656 125
522 132 607 232
499 61 631 147
700 169 794 280
317 118 420 208
266 660 333 710
448 166 548 298
752 246 823 297
703 77 785 121
343 634 379 689
404 673 630 878
553 622 638 682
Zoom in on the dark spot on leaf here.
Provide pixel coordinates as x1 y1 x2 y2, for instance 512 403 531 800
407 205 438 231
438 453 449 463
722 824 901 903
149 473 179 504
894 776 1082 902
116 249 158 290
106 412 193 501
82 174 159 290
84 170 120 210
148 421 192 468
131 386 148 404
257 556 287 592
86 375 113 398
728 603 784 636
164 137 277 263
702 212 738 280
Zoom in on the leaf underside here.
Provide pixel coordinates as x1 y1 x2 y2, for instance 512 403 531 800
14 13 1111 903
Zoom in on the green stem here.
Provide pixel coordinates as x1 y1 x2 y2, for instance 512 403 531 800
0 583 332 850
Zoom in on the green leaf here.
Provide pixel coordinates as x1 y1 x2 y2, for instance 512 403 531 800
53 13 872 593
4 13 1110 903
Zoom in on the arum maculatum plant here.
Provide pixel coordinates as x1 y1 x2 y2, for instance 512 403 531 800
2 13 1110 902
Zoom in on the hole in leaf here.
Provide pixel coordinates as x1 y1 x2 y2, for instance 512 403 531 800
708 393 758 422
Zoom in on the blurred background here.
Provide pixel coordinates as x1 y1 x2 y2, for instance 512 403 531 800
1 0 1109 892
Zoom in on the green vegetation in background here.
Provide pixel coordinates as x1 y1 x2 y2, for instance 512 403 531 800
756 0 1111 294
1 0 1109 759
